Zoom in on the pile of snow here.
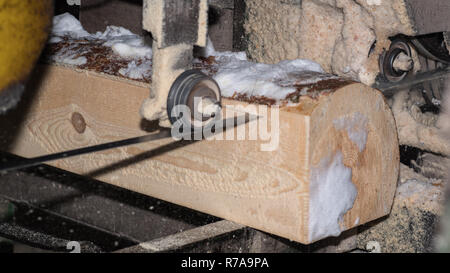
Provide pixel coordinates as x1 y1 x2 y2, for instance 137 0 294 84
118 60 152 81
51 13 152 59
50 13 90 41
49 12 152 77
95 26 152 59
203 38 325 101
214 58 324 101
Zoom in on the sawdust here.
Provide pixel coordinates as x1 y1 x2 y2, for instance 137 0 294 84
140 43 193 125
357 163 444 253
244 0 415 85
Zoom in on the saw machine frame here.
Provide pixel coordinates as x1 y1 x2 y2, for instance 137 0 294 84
140 0 222 129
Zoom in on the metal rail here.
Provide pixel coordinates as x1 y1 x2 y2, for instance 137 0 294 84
373 66 450 94
0 130 172 173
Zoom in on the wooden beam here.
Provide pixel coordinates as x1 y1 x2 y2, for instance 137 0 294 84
0 65 399 244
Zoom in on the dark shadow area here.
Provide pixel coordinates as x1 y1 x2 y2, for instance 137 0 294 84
0 151 219 227
400 145 424 168
0 65 52 152
55 0 80 18
78 0 144 35
140 118 161 132
0 152 219 251
357 215 389 235
79 0 142 11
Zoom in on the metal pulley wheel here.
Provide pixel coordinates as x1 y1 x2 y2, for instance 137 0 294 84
167 70 222 129
380 38 414 83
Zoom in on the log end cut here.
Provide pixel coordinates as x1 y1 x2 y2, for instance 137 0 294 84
286 82 399 243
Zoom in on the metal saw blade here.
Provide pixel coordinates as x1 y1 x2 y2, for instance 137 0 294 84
0 130 172 173
373 66 450 97
0 113 258 173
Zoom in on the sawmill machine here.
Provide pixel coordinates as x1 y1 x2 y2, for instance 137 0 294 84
0 0 449 170
377 0 450 106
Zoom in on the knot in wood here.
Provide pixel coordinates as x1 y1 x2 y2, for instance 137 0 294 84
71 112 86 134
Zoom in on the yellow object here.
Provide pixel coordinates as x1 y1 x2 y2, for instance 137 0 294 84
0 0 53 110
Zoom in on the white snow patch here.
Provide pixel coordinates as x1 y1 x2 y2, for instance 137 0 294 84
333 112 369 152
198 37 325 102
112 43 151 59
214 58 324 100
50 13 152 60
309 151 358 242
49 36 63 43
119 60 153 80
51 13 90 39
95 26 152 59
50 53 87 66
